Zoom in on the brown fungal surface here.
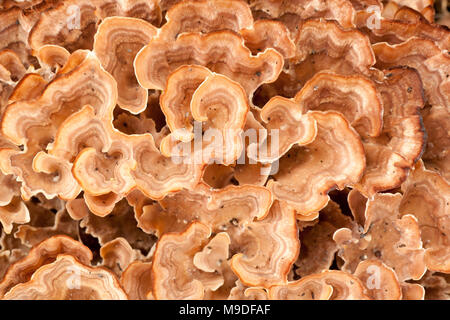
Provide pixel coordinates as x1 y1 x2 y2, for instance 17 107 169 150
0 0 448 301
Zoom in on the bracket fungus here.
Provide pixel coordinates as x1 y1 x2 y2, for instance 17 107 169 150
0 0 448 301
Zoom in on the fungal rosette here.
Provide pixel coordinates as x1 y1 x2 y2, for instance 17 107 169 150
0 0 448 301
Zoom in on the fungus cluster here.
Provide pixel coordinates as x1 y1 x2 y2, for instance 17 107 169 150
0 0 448 300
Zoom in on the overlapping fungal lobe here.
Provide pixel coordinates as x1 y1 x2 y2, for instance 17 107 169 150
419 271 450 300
134 30 284 96
36 45 70 76
79 198 156 255
269 270 369 300
14 209 79 247
373 38 450 108
353 259 402 300
228 282 268 300
121 261 154 300
0 50 27 113
294 71 383 138
28 0 161 54
3 254 127 300
421 105 450 181
130 133 205 200
0 50 26 85
241 20 296 59
390 0 435 22
295 200 353 277
287 19 378 92
152 222 224 300
401 283 425 300
0 8 34 68
93 17 158 114
355 67 426 196
400 160 450 273
248 0 356 30
0 235 92 297
48 106 134 198
248 96 317 163
160 67 250 165
27 0 99 52
293 19 373 69
201 164 234 189
258 18 378 100
94 0 162 25
0 172 29 234
232 111 272 186
230 200 299 288
159 0 253 41
1 0 449 302
334 192 426 281
139 183 272 237
267 111 365 215
83 192 122 217
356 5 450 51
1 50 117 200
194 232 230 273
6 73 47 103
100 237 142 276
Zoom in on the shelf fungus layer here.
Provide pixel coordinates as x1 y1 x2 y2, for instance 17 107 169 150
0 0 449 301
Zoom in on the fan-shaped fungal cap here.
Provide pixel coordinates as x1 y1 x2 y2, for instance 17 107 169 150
401 283 425 300
93 17 158 114
293 19 376 79
130 133 205 200
28 0 161 53
0 235 92 297
28 0 99 52
294 71 383 138
241 20 296 58
1 50 116 200
249 0 356 29
391 0 435 22
100 237 141 276
134 30 284 95
355 67 425 196
248 96 317 163
3 255 127 300
0 50 26 84
193 232 230 273
400 160 450 273
422 105 450 181
268 111 365 215
230 200 299 288
334 192 426 281
160 69 249 165
152 222 223 300
373 38 450 108
120 261 153 300
357 5 450 51
160 0 253 41
354 259 402 300
36 45 70 76
269 270 369 300
0 0 448 301
141 183 272 236
0 196 29 234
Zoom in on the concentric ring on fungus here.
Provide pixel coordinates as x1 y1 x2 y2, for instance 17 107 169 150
0 0 449 301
